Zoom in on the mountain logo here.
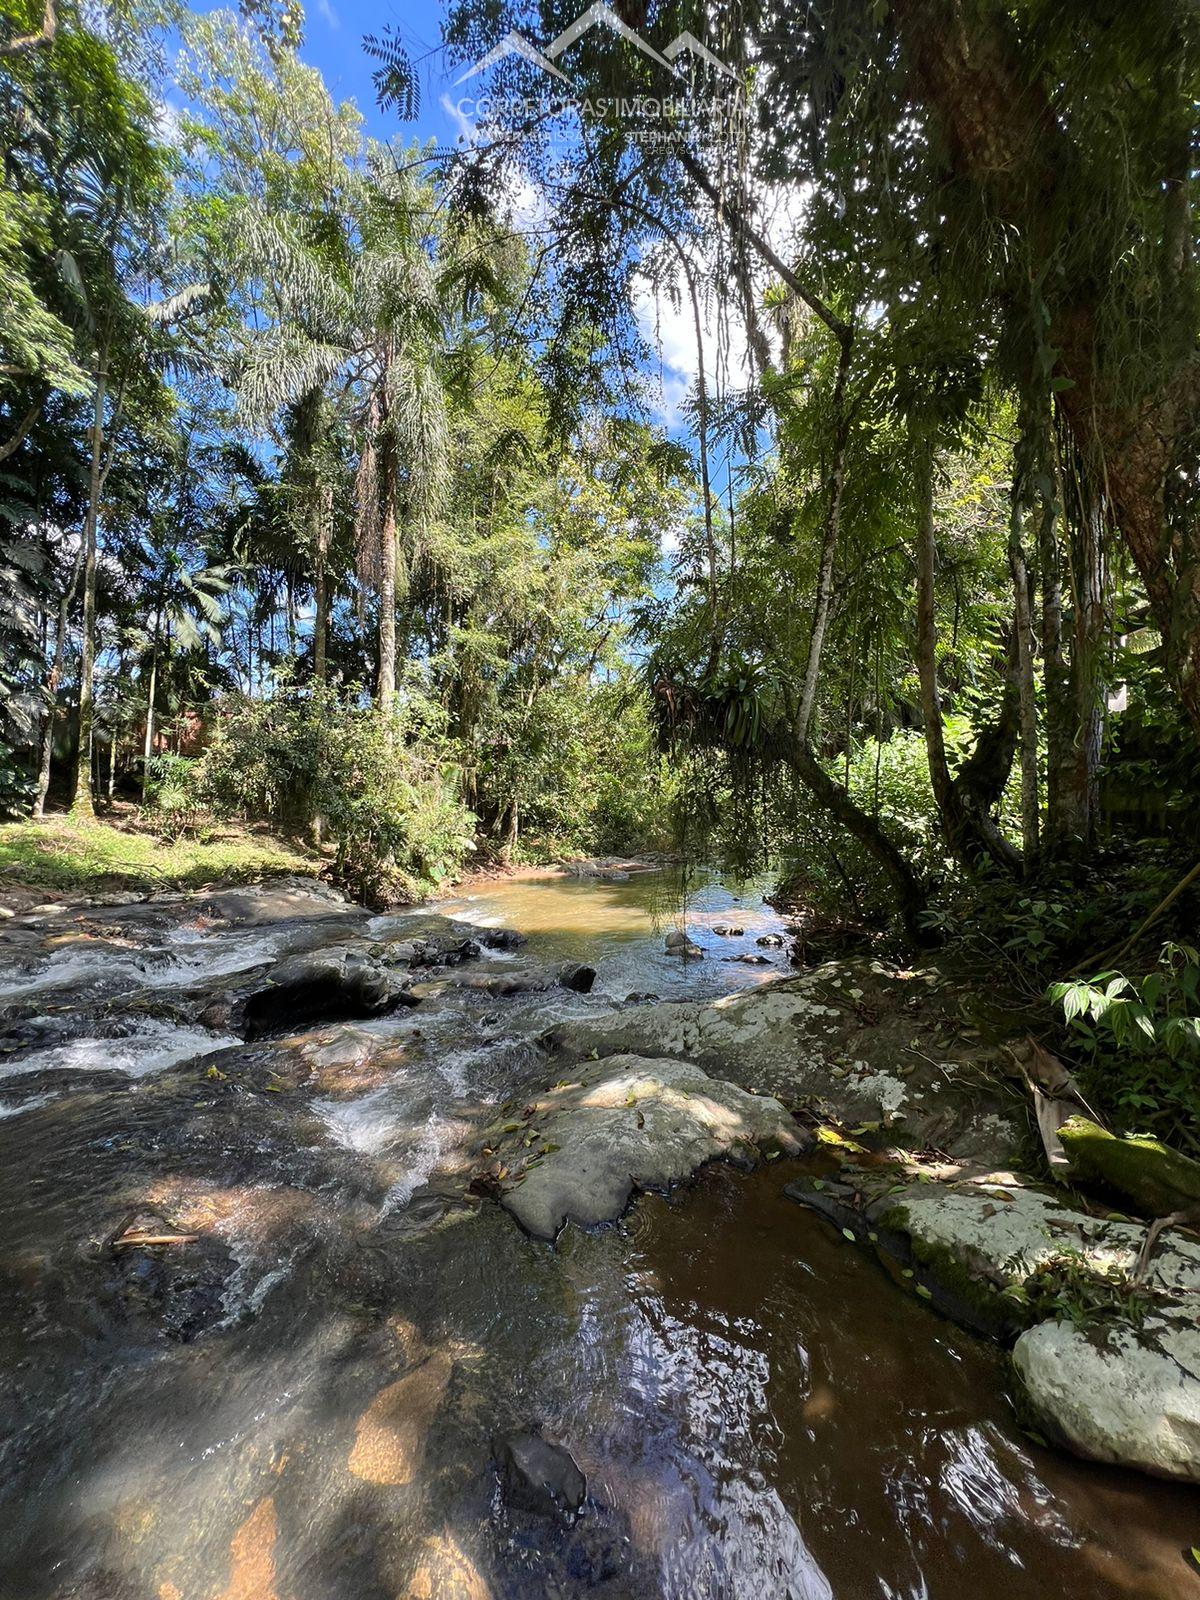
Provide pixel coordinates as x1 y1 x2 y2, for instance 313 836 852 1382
454 4 735 87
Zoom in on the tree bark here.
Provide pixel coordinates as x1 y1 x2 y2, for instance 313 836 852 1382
142 614 159 801
377 441 398 713
915 435 1022 871
312 481 332 683
34 542 83 817
1069 495 1106 842
1008 503 1040 858
1038 441 1073 844
71 363 106 816
794 330 852 748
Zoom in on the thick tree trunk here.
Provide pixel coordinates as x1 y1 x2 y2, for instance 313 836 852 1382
71 365 106 817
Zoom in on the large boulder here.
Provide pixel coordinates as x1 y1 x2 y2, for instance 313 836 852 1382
240 945 418 1038
1013 1314 1200 1481
484 1053 807 1240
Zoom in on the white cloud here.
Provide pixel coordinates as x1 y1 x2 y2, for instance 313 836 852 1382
316 0 339 29
632 264 756 427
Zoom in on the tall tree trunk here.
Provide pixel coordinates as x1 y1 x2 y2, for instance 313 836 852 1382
1069 495 1106 842
142 615 159 802
71 362 107 816
377 441 398 713
915 436 1022 871
1038 440 1073 845
794 331 852 748
893 0 1200 735
312 481 332 683
913 437 957 827
34 543 84 818
1008 500 1040 858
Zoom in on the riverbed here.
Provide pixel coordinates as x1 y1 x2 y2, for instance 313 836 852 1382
0 868 1195 1599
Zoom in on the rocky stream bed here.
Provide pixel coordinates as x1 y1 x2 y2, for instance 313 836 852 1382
0 866 1198 1599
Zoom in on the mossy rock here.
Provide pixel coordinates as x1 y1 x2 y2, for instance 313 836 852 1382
1059 1116 1200 1217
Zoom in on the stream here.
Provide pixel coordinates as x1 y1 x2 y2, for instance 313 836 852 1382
0 866 1195 1599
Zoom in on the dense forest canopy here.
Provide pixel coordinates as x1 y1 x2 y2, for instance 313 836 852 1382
2 0 1200 1130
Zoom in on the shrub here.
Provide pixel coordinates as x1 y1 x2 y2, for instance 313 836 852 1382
1048 941 1200 1151
143 753 204 838
199 684 476 904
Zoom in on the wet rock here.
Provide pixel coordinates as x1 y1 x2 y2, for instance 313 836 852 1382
240 945 418 1039
494 1430 586 1517
756 933 785 948
711 923 744 937
487 1053 807 1240
558 962 596 994
482 928 525 951
664 930 702 958
726 952 771 965
869 1178 1200 1307
1013 1313 1200 1481
107 1211 235 1343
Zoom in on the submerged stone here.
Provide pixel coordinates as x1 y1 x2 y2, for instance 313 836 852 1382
494 1430 586 1517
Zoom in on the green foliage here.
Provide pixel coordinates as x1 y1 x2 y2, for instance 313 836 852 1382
199 686 476 903
1049 943 1200 1145
142 752 203 836
1004 1249 1151 1331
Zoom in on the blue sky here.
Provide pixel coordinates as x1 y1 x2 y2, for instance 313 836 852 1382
284 0 465 147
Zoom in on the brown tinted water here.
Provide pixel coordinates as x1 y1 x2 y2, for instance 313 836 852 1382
0 870 1196 1599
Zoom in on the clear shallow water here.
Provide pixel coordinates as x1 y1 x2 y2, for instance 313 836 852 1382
434 865 795 999
0 869 1196 1599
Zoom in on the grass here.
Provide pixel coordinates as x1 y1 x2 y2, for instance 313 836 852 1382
0 814 320 895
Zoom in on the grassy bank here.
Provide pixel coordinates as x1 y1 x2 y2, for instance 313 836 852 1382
0 815 319 896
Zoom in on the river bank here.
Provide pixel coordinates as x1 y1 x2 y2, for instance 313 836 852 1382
0 868 1196 1597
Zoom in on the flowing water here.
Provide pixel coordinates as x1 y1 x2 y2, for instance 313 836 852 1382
0 868 1195 1599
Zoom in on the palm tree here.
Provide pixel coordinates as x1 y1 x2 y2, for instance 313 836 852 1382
130 536 229 793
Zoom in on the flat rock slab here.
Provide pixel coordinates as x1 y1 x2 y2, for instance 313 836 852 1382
872 1179 1200 1302
489 1053 807 1240
545 976 1021 1160
1013 1314 1200 1481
